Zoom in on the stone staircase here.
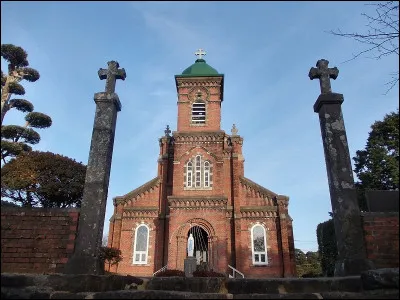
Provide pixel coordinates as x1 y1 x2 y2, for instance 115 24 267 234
1 268 398 299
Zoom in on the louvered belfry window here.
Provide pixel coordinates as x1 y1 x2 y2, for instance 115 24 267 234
192 101 206 124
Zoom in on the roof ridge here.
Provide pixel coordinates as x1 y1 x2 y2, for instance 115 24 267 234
240 176 278 197
114 176 160 205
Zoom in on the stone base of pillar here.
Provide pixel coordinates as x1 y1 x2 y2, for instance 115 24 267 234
184 257 197 278
334 258 375 277
64 253 105 275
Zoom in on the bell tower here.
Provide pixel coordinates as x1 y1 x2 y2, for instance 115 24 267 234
174 49 224 132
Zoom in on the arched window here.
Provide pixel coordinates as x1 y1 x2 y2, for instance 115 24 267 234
204 161 210 187
251 224 267 265
186 161 193 187
133 224 149 264
192 101 206 124
184 156 213 189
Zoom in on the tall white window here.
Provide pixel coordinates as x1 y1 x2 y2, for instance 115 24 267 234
195 155 201 187
187 161 193 187
204 161 210 187
133 224 149 265
184 156 212 189
192 102 206 124
251 225 267 265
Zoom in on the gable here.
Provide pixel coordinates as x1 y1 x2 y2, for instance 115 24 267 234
113 177 160 207
240 176 278 199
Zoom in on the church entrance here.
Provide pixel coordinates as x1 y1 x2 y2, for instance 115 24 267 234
187 226 208 267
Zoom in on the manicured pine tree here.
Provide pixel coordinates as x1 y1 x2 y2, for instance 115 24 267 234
1 44 52 163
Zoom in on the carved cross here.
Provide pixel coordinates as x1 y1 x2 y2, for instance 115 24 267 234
195 48 206 59
98 61 126 93
164 125 171 137
309 59 339 94
196 89 202 99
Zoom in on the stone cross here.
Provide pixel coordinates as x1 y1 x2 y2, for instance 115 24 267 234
98 61 126 94
309 59 339 94
64 61 126 275
195 48 206 59
164 125 171 137
309 59 374 276
231 124 238 136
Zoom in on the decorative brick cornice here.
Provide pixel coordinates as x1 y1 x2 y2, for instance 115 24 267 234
240 206 278 212
172 132 226 146
168 196 227 210
240 210 278 218
240 177 278 198
109 213 122 222
176 77 223 88
122 208 159 219
114 177 160 206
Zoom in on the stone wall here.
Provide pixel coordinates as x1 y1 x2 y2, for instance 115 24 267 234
1 207 79 274
362 212 399 269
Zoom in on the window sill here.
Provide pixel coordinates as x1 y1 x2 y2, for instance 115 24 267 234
184 187 213 191
251 264 269 267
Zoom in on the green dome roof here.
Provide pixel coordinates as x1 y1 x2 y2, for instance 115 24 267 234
181 59 220 76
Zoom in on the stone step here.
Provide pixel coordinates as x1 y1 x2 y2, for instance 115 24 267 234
1 268 398 296
146 276 364 294
1 273 364 294
1 287 399 299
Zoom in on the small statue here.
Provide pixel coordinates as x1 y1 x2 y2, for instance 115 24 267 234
187 233 194 257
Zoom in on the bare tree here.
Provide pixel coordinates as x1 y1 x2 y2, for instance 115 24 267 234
328 1 399 94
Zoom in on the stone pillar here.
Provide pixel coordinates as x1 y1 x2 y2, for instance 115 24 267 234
309 59 374 276
64 61 126 275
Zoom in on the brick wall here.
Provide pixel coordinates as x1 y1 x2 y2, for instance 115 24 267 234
362 212 399 269
1 207 79 274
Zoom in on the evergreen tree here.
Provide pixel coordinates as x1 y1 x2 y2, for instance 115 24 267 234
1 151 86 208
353 110 399 209
1 44 52 163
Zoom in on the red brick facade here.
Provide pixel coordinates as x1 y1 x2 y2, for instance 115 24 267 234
1 207 78 274
107 60 297 278
362 212 399 269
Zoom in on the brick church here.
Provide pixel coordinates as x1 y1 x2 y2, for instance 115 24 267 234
106 50 296 278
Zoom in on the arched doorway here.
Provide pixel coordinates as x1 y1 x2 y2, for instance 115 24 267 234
187 225 208 266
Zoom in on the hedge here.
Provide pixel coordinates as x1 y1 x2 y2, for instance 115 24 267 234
316 218 337 277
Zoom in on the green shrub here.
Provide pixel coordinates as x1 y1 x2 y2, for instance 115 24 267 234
316 219 337 277
193 270 225 277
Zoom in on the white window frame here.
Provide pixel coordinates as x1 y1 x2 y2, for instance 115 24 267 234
187 161 193 187
251 224 268 265
204 161 210 187
133 224 150 265
184 156 213 190
195 155 201 187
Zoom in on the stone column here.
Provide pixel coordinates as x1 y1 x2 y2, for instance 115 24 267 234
64 61 126 274
309 59 374 276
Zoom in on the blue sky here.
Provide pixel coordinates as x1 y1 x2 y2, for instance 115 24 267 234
1 1 398 253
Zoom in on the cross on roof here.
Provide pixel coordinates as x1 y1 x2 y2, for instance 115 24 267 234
195 48 206 59
231 124 238 136
308 59 339 94
98 61 126 94
164 125 171 137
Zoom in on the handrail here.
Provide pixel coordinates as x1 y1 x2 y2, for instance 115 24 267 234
152 265 167 276
228 264 244 278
